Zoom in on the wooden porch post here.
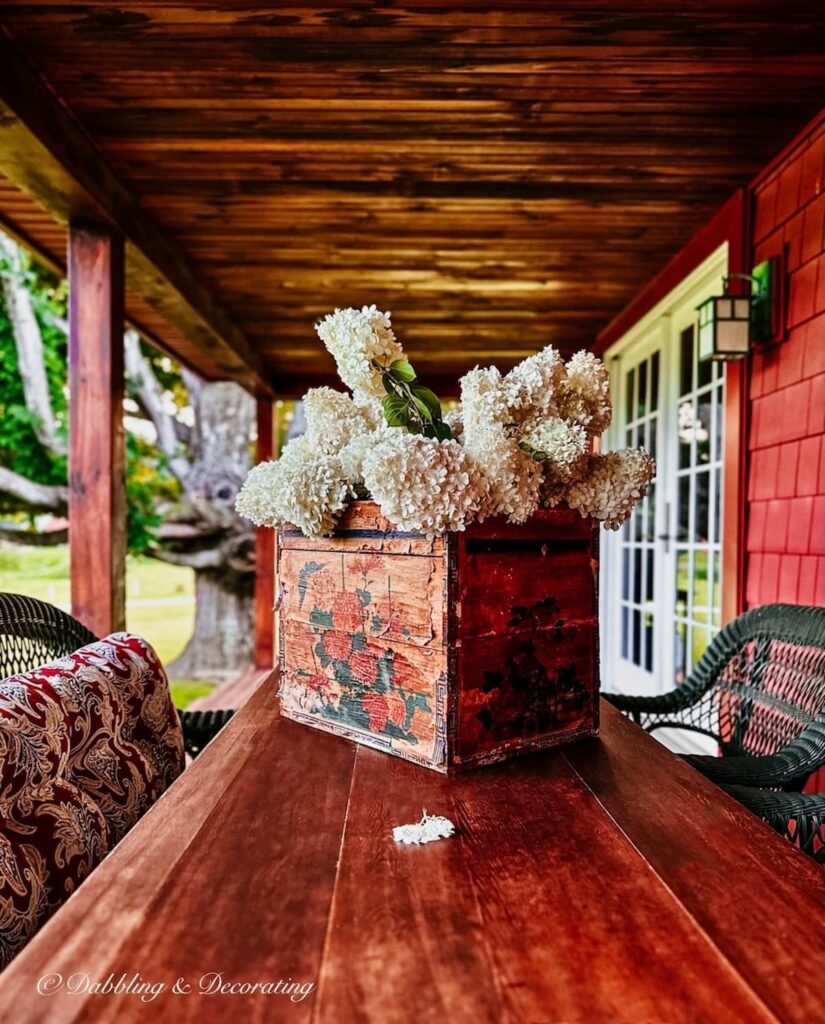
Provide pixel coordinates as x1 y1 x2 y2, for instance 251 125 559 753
68 223 126 636
253 397 276 668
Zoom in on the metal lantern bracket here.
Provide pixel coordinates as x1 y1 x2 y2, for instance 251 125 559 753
724 261 775 344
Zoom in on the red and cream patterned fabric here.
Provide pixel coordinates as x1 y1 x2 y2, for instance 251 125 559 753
0 633 184 967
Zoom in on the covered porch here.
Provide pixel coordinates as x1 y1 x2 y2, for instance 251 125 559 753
0 4 823 1020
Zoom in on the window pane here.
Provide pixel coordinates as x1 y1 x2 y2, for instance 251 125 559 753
633 548 643 603
622 607 629 659
680 327 694 396
712 552 722 626
644 613 654 672
694 470 710 543
625 368 635 424
692 626 711 671
674 620 688 686
678 475 691 541
693 550 710 624
713 389 723 463
622 548 630 601
676 551 690 617
651 351 660 412
697 346 713 389
678 399 693 468
638 360 648 419
696 397 712 464
632 609 642 666
713 466 722 543
645 481 656 541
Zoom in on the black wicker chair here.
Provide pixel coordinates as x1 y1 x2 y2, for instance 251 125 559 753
721 785 825 865
0 592 234 758
604 603 825 788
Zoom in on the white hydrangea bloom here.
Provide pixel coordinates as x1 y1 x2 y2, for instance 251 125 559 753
553 350 612 435
235 436 350 537
352 391 385 430
459 365 511 432
338 421 397 485
566 448 655 530
315 305 403 398
460 365 541 523
503 345 566 422
361 433 486 537
444 409 464 443
519 416 590 492
303 386 374 455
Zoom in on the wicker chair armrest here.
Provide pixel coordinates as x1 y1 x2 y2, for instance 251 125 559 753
685 720 825 788
721 784 825 864
603 686 701 719
721 785 825 820
683 752 790 787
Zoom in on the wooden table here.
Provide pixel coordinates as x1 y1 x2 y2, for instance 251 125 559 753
1 673 822 1023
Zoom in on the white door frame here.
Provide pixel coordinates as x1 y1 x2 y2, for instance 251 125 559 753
600 243 729 696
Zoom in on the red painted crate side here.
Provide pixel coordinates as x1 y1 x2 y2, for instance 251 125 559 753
452 513 599 768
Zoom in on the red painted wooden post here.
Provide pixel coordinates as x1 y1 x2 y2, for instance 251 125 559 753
68 223 126 637
254 397 275 668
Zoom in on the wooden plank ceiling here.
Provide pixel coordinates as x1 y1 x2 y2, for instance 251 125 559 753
1 2 824 394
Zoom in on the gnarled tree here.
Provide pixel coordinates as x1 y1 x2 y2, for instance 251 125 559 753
0 232 256 678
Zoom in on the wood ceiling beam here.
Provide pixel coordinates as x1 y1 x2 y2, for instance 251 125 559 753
0 33 272 396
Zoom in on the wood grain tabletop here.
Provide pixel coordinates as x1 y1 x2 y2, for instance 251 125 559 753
0 671 822 1024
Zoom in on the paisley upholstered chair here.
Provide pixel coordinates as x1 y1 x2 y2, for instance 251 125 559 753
0 606 187 967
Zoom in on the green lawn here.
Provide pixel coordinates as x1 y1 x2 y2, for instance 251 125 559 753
0 546 215 708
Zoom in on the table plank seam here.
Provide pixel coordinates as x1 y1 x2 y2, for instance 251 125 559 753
560 747 784 1024
311 741 359 1024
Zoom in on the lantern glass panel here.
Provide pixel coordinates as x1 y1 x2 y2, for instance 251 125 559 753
698 320 716 362
733 298 751 320
716 319 749 356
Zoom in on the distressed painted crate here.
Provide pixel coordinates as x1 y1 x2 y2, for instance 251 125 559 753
277 500 599 771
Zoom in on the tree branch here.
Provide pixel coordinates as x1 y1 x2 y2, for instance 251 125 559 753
124 328 191 484
0 234 66 458
0 525 68 546
0 466 67 512
146 545 225 570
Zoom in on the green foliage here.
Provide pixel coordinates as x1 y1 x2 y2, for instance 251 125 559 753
0 260 67 506
376 357 452 440
0 238 182 555
126 432 180 554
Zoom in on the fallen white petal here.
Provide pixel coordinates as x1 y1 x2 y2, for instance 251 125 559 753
392 809 456 845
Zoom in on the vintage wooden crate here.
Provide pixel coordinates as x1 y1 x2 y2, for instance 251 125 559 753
277 500 599 771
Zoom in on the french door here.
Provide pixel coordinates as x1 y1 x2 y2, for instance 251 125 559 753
602 247 727 696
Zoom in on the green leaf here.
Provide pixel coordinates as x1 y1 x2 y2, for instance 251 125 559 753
389 358 417 383
432 421 453 441
411 386 442 421
381 371 396 395
382 393 410 428
412 396 434 423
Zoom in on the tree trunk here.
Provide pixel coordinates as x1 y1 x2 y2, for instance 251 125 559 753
161 378 256 679
167 567 253 680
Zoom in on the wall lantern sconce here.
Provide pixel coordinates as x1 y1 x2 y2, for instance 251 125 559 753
696 259 778 362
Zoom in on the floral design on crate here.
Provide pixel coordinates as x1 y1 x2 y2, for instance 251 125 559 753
285 553 434 747
475 596 590 742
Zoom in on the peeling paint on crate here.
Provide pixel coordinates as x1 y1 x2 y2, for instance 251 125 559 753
278 501 599 772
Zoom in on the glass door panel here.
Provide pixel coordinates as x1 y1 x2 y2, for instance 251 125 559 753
602 246 727 700
613 341 663 691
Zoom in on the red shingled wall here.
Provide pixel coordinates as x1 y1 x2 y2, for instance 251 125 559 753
746 119 825 609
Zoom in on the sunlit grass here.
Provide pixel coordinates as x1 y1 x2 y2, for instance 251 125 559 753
0 545 215 708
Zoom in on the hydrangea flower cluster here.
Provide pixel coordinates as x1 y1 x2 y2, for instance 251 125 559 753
236 306 655 537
